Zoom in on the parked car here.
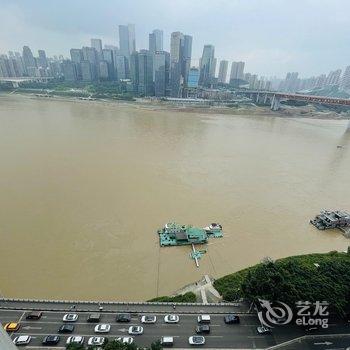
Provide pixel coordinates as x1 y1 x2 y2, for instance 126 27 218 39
141 315 157 323
195 325 210 334
257 326 271 335
66 336 84 345
63 313 78 322
164 314 179 323
128 325 144 335
189 336 205 345
224 314 240 324
160 336 174 347
42 335 60 345
26 311 42 320
87 313 101 322
88 336 105 346
94 323 111 333
197 315 211 324
58 324 75 333
13 336 31 345
4 322 20 332
116 313 131 322
116 337 134 344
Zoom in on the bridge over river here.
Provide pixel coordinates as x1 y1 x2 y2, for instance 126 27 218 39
238 90 350 111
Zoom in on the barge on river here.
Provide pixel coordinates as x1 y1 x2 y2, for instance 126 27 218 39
310 210 350 230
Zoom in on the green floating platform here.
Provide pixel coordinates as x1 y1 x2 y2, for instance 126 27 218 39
158 222 223 247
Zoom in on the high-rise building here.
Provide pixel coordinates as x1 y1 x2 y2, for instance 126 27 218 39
0 55 10 77
138 50 153 96
218 60 228 83
70 49 83 63
114 55 128 80
181 35 192 96
229 61 245 84
340 66 350 91
91 38 103 56
169 32 184 97
188 67 200 88
102 49 115 79
199 45 215 87
149 29 163 54
99 61 109 80
325 69 342 86
129 51 139 94
38 50 48 68
22 46 36 73
118 24 136 58
154 51 170 97
82 47 98 80
61 60 77 81
81 61 93 81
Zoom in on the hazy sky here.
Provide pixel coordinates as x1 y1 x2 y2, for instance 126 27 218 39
1 0 349 77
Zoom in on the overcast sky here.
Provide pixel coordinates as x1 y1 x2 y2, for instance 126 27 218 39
1 0 349 78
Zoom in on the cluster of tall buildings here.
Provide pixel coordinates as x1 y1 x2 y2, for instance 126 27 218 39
278 67 350 93
0 23 267 97
3 23 350 97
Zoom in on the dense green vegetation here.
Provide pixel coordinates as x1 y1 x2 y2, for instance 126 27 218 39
148 292 196 303
214 252 350 315
67 339 162 350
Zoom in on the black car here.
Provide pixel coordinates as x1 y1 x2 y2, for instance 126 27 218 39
26 311 42 320
42 335 60 345
195 325 210 334
116 313 131 322
58 324 74 333
87 313 101 322
224 314 240 324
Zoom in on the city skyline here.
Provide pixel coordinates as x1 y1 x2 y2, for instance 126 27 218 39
1 0 350 77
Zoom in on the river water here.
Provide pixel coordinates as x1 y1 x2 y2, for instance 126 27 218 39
0 93 349 301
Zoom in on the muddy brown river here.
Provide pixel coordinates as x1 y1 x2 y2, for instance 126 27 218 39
0 93 349 301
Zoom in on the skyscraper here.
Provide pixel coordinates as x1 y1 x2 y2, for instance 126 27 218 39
114 55 128 80
218 60 228 83
82 47 98 80
91 38 103 60
154 51 170 97
61 60 77 81
129 51 139 94
138 50 153 96
102 49 115 79
169 32 192 97
182 35 192 96
199 45 215 87
91 39 102 53
22 46 36 73
38 50 48 68
229 61 245 84
81 60 93 81
340 66 350 91
149 29 163 54
118 24 136 58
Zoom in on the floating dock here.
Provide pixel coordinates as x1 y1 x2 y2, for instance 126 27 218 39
157 222 223 247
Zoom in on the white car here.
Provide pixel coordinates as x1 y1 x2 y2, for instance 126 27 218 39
66 336 84 345
63 313 78 322
164 314 179 323
94 323 111 333
116 337 134 344
13 335 31 345
141 315 157 323
189 336 205 345
128 325 144 335
257 326 271 335
88 336 105 346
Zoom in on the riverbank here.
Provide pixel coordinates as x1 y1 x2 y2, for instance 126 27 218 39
3 90 350 120
213 251 350 314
